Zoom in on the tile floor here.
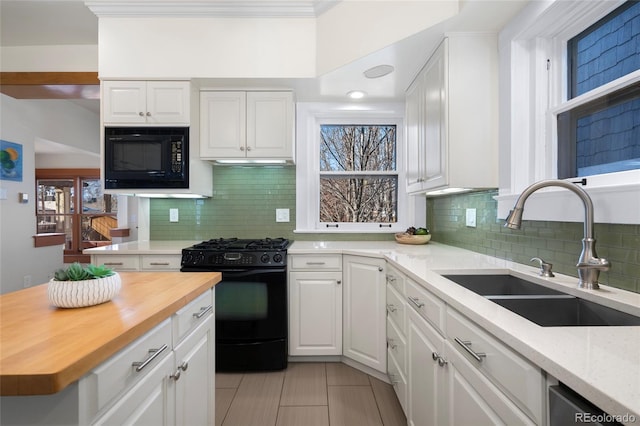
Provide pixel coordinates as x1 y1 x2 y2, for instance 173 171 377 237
216 362 407 426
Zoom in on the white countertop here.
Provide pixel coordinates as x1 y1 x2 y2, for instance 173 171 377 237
86 239 640 422
290 241 640 424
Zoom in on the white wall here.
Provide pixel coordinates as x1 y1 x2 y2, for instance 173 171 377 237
0 94 100 294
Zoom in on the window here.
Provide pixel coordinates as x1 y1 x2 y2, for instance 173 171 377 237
558 1 640 179
496 0 640 224
295 103 411 233
36 169 118 263
319 124 398 226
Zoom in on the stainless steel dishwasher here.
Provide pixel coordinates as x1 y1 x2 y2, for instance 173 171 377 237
549 384 624 425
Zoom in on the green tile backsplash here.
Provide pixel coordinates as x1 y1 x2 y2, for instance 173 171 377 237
426 190 640 293
149 165 392 242
149 167 638 293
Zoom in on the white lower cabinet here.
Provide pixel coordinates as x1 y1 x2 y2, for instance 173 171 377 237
173 316 215 426
90 254 182 271
288 254 343 356
407 306 446 426
343 255 387 373
289 271 342 355
93 353 174 426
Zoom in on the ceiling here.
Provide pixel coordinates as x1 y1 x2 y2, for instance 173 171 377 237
0 0 530 105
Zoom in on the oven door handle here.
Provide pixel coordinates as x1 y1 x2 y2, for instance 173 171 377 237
221 268 286 277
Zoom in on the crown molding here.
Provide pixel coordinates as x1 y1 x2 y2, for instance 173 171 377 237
85 0 339 18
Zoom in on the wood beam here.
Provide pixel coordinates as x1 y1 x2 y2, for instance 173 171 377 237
0 72 99 100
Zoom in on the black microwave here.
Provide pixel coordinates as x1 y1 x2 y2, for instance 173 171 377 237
104 127 189 189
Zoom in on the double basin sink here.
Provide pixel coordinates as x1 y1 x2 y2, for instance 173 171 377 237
443 274 640 327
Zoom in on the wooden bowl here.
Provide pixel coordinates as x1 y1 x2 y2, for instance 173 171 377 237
395 233 431 245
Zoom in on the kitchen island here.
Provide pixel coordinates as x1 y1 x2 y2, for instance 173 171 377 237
0 271 220 424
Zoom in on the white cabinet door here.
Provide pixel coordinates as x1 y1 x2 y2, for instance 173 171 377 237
405 72 425 193
102 81 147 124
289 271 342 355
246 91 294 158
343 255 386 373
407 307 446 426
173 316 215 426
145 81 190 125
103 81 190 125
93 352 174 426
443 341 535 426
200 91 246 158
422 42 446 189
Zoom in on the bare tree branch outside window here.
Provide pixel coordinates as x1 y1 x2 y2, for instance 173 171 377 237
319 125 398 223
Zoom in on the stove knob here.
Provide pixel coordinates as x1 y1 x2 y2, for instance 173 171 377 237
195 253 205 265
273 253 283 263
261 254 271 263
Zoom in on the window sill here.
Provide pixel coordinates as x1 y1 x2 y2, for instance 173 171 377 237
294 228 402 234
33 233 65 248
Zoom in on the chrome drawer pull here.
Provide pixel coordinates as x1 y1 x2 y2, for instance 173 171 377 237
387 338 397 350
454 337 486 363
387 275 396 283
193 304 213 319
103 262 124 266
305 261 326 265
149 262 170 266
408 296 425 309
132 344 168 372
386 304 397 313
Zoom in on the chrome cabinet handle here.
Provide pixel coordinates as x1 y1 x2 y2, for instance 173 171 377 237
386 304 397 313
246 146 252 151
378 267 383 272
103 262 123 266
432 352 440 361
408 296 425 309
454 337 486 363
240 146 245 151
149 262 170 266
139 112 145 117
178 361 188 371
193 304 213 319
132 344 168 372
387 338 397 350
146 112 151 117
336 280 342 285
306 262 326 265
170 361 189 381
387 275 396 283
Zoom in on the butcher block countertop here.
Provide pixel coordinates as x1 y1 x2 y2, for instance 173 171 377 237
0 271 221 396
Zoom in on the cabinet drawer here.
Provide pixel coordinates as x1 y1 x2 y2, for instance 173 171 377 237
387 348 408 413
289 254 342 271
446 308 543 423
85 319 172 415
386 284 406 335
140 254 181 271
386 317 406 374
173 289 214 345
386 265 405 295
93 255 140 271
406 278 445 335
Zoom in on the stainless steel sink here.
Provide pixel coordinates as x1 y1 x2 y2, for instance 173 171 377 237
491 296 640 327
443 274 564 296
443 274 640 327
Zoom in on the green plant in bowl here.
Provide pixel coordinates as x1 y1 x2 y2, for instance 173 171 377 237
53 262 115 281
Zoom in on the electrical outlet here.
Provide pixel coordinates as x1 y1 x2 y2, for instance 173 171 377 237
169 208 179 222
466 208 477 227
276 208 290 223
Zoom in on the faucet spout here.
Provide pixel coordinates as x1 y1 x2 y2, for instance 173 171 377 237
504 179 610 289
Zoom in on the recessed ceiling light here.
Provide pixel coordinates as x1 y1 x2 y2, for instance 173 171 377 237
347 90 366 99
363 64 395 79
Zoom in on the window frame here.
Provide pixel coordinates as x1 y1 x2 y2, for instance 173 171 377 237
295 102 410 233
495 0 640 225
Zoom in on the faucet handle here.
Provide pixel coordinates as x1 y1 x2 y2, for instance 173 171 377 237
531 257 555 277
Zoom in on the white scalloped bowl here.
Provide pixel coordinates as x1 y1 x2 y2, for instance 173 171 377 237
47 273 121 308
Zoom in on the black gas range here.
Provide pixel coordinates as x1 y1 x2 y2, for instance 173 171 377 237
180 237 290 271
180 237 291 372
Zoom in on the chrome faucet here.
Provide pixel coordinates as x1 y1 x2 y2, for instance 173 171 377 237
504 179 610 290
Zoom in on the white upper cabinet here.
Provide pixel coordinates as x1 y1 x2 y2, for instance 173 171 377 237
102 81 191 125
406 34 498 194
200 91 294 161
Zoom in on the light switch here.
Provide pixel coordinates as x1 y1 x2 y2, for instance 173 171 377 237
169 208 179 222
466 208 477 227
276 208 290 223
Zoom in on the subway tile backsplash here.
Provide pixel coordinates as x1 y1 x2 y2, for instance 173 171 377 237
426 190 639 293
150 167 639 293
